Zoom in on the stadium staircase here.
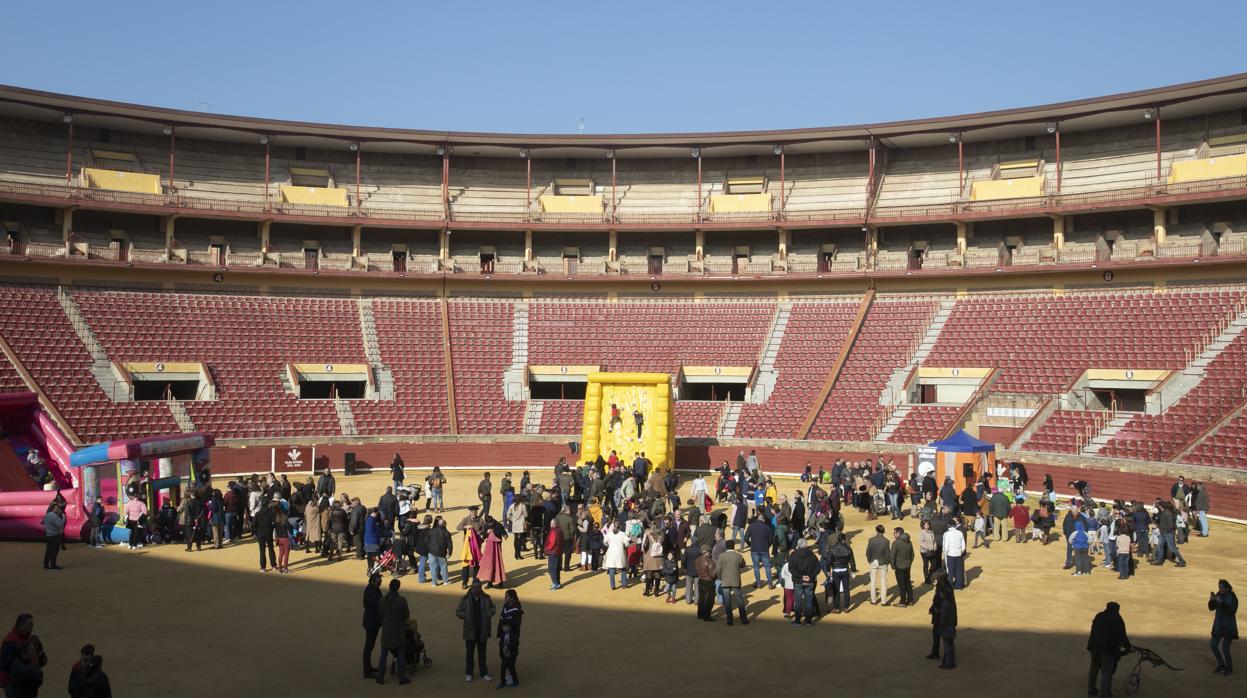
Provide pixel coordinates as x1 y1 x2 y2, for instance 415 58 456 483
503 301 529 402
167 400 197 432
748 301 791 404
718 402 742 438
334 398 359 436
872 299 955 442
1081 413 1136 454
357 299 395 400
523 400 543 434
1145 301 1247 410
56 288 129 402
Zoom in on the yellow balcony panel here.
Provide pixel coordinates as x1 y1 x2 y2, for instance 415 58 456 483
709 192 771 213
539 193 603 213
998 159 1039 171
83 168 162 195
289 167 330 178
280 185 348 207
970 175 1044 201
1168 154 1247 184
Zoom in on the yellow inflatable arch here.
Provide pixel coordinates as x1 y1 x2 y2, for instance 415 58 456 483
579 372 674 472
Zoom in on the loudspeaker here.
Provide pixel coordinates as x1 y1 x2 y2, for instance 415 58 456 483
344 452 357 476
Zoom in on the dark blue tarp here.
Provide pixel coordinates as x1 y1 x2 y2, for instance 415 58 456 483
929 429 995 453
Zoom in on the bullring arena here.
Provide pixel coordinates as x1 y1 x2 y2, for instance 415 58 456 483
2 70 1247 696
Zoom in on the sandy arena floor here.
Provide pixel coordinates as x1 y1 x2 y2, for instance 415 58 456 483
2 469 1243 696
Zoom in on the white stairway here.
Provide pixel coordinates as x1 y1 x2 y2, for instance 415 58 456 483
874 405 912 442
879 299 955 406
523 400 543 434
504 301 530 401
56 288 129 402
718 402 743 438
167 401 197 432
1082 413 1136 454
357 299 395 400
1147 303 1247 412
334 398 359 437
748 301 791 404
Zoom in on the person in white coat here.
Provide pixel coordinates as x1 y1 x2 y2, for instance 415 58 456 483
691 475 709 513
603 525 630 590
507 498 529 560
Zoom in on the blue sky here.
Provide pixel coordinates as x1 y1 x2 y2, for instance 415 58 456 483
3 1 1245 134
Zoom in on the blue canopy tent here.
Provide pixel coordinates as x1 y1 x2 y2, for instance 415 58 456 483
929 430 996 491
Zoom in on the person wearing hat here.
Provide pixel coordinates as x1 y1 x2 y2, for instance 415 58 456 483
377 579 411 685
456 579 496 683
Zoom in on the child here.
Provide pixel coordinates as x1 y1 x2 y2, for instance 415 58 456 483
972 512 988 549
780 560 795 619
661 552 679 604
1088 519 1102 557
1175 508 1189 544
800 464 812 483
1115 529 1133 579
1100 519 1116 569
1148 524 1161 563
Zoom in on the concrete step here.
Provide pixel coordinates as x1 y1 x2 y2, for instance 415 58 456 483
167 401 197 432
334 399 359 437
523 400 543 435
1082 413 1136 454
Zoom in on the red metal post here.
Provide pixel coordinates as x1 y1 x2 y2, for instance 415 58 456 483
957 136 964 195
1055 127 1062 193
168 127 176 194
611 155 617 223
64 121 73 183
263 140 271 211
441 149 450 221
696 152 702 222
778 150 785 214
525 156 531 217
1155 114 1163 181
355 146 361 208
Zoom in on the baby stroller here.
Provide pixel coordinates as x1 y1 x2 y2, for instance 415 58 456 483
390 619 432 678
396 484 423 502
369 548 401 578
1124 645 1181 695
871 490 887 516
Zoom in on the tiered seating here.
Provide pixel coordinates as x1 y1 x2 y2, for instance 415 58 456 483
924 289 1243 394
0 286 179 442
352 299 449 435
1101 332 1247 461
1022 410 1105 454
674 402 722 437
536 400 583 435
807 300 937 441
1182 408 1247 469
73 289 360 439
448 300 524 434
0 352 26 393
736 300 860 438
528 299 774 372
886 405 962 444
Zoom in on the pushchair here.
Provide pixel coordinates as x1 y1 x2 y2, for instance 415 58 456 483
1124 645 1181 695
369 548 401 578
389 619 432 678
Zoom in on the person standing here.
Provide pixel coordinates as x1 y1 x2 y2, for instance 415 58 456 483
389 452 404 493
376 579 411 685
317 467 336 500
42 503 65 570
456 580 496 683
1209 579 1238 676
361 573 383 679
507 496 528 560
788 539 819 626
426 467 446 513
1153 501 1188 567
500 472 514 521
478 524 506 589
930 572 957 669
496 589 522 688
1087 601 1131 697
426 516 452 586
603 524 629 591
1193 483 1211 538
67 646 110 698
253 501 276 572
274 507 291 574
183 490 203 552
919 519 939 585
891 526 915 608
543 523 564 590
826 533 857 614
866 524 891 605
989 487 1010 541
123 494 146 550
716 540 749 626
942 521 966 590
6 642 43 696
694 545 716 621
744 514 775 589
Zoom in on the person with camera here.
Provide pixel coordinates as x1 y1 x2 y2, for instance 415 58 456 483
1209 579 1238 676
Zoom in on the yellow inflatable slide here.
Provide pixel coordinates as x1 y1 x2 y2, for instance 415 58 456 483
580 372 674 472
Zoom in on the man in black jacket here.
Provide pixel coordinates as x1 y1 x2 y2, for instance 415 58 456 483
362 573 383 679
184 490 204 552
317 467 336 499
254 503 276 572
745 515 775 589
788 539 820 625
826 533 857 613
425 517 453 586
478 473 493 519
1087 601 1131 697
378 487 399 533
349 498 366 559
